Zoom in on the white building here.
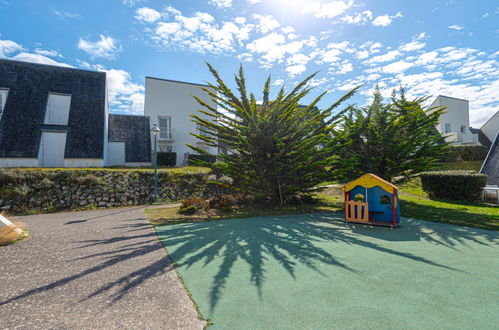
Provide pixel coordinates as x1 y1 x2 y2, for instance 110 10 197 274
430 95 479 145
144 77 217 166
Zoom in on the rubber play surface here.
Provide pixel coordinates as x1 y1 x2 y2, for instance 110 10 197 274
156 213 499 329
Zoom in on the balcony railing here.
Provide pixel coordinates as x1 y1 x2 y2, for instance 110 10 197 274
159 129 175 141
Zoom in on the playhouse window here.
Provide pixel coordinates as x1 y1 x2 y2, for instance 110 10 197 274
380 195 391 204
354 194 365 202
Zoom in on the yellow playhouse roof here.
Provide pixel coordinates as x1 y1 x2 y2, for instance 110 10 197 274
344 173 398 193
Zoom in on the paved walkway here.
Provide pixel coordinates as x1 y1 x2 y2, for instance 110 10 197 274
0 207 204 330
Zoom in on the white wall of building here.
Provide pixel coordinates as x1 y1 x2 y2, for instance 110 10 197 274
481 111 499 144
144 77 217 166
430 95 476 145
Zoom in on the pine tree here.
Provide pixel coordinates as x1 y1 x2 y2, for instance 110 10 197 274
334 86 448 182
188 64 358 203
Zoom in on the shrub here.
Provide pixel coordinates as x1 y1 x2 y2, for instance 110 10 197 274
157 152 177 167
420 170 487 201
179 198 207 214
440 146 488 162
188 154 216 166
208 194 238 210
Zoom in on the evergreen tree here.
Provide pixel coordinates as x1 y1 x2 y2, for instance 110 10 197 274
334 86 448 182
188 64 358 203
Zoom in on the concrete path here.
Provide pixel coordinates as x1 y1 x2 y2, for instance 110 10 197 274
0 207 205 330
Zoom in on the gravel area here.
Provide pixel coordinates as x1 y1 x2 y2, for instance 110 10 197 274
0 206 205 330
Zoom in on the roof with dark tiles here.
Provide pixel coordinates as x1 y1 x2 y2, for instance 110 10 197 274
481 129 499 186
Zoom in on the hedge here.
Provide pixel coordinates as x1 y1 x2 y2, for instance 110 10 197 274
188 154 217 165
157 152 177 167
420 170 487 201
440 145 488 162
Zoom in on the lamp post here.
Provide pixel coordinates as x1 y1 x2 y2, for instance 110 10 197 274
151 123 161 202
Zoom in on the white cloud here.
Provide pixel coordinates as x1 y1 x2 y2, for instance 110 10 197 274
337 61 353 74
281 26 295 34
142 7 253 54
52 9 83 20
341 10 373 24
11 52 73 68
34 48 63 58
366 50 401 63
0 39 23 57
287 53 310 66
135 7 161 23
273 79 284 85
399 41 426 52
448 24 463 30
415 51 438 65
372 12 403 27
246 32 304 67
77 35 121 60
253 14 280 33
210 0 232 8
304 0 354 19
382 60 414 73
285 64 307 76
122 0 146 6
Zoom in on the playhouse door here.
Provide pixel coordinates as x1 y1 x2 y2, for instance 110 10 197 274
345 201 369 223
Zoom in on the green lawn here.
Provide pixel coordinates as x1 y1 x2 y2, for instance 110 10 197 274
155 213 499 329
436 161 483 171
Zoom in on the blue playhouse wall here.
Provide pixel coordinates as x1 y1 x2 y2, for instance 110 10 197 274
349 185 400 223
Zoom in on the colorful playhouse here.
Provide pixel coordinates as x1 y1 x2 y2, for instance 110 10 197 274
343 173 400 227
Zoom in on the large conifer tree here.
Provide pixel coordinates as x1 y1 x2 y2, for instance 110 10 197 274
188 64 358 203
334 86 448 181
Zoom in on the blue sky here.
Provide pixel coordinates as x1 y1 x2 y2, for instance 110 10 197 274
0 0 498 126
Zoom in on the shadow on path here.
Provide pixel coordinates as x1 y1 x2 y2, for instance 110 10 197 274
156 213 496 312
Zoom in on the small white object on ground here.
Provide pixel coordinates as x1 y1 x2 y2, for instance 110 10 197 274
0 214 23 234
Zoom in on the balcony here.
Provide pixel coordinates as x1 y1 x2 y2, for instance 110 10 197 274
159 129 175 141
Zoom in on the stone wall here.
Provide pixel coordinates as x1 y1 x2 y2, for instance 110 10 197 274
0 169 229 214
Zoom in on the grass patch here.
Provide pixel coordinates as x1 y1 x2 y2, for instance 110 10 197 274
398 177 498 231
436 161 482 171
146 177 498 231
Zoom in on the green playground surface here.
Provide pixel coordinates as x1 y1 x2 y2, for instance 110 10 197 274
155 213 499 329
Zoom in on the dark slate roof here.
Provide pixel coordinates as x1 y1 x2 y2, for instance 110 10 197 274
108 114 151 163
0 59 106 158
469 127 492 149
481 130 499 185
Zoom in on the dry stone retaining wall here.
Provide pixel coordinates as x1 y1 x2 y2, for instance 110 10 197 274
0 169 228 214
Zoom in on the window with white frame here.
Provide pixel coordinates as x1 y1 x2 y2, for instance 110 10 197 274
158 116 172 140
0 88 9 122
197 123 210 137
444 123 451 133
44 93 71 125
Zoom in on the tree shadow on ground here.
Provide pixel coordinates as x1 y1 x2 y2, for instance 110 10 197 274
2 210 497 312
0 210 174 307
156 212 497 312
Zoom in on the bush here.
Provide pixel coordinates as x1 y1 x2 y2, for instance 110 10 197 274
208 194 238 210
420 170 487 201
440 146 488 162
179 198 207 214
188 154 216 166
157 152 177 167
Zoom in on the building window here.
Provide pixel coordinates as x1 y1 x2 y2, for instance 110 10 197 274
460 125 466 134
44 93 71 125
158 116 172 140
444 123 451 133
0 88 9 122
197 123 210 137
